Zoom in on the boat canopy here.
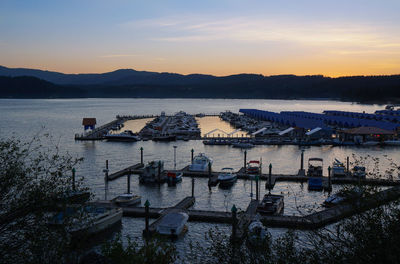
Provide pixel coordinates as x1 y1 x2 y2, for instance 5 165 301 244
222 167 234 171
252 127 267 136
278 127 295 136
306 127 322 136
309 158 323 162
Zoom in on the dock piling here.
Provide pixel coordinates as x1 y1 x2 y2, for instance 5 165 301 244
191 149 194 163
231 205 237 242
191 178 195 197
144 200 150 236
103 160 109 200
255 175 259 201
327 166 332 192
267 163 272 192
140 147 143 165
244 150 247 171
158 161 161 183
347 156 350 174
72 168 76 191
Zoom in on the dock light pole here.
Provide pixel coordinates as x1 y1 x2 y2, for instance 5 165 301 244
144 200 150 236
328 166 332 192
140 147 144 165
191 149 194 163
173 146 177 170
244 150 247 171
72 168 76 191
231 204 237 241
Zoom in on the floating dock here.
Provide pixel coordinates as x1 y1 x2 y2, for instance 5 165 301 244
93 184 400 230
107 163 400 188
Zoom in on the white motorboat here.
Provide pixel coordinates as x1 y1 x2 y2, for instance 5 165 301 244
156 211 189 237
384 140 400 146
114 193 141 206
323 187 363 207
189 153 213 172
139 161 166 183
362 141 380 146
332 159 346 177
218 168 237 187
50 206 123 237
232 142 254 149
105 130 140 142
247 215 268 245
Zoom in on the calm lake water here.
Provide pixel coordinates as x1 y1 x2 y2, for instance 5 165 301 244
0 98 397 257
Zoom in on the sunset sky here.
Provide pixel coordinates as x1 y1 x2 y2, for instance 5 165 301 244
1 0 400 77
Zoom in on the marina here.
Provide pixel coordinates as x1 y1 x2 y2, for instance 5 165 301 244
3 98 400 258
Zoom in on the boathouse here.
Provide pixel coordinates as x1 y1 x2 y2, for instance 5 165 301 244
339 126 395 143
82 118 97 130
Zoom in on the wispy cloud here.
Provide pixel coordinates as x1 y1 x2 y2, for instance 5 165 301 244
121 15 400 52
99 54 140 58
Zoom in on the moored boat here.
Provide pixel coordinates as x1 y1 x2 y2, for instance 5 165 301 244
384 140 400 146
167 171 183 184
105 130 140 142
352 166 366 179
332 159 346 177
232 142 254 148
114 193 141 206
257 193 284 215
189 153 213 172
323 187 363 207
307 158 323 190
156 211 189 237
218 168 237 187
139 161 166 183
247 160 260 174
50 206 123 238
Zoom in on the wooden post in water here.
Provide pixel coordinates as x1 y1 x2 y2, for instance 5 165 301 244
127 170 131 194
140 147 144 165
208 162 212 191
301 150 304 171
103 160 109 200
231 204 237 241
255 175 259 201
144 200 150 236
191 178 195 197
72 168 76 191
347 156 350 174
158 161 161 183
244 150 247 172
267 163 272 192
191 149 194 163
328 166 332 192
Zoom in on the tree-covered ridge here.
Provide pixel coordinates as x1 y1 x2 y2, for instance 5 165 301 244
1 73 400 103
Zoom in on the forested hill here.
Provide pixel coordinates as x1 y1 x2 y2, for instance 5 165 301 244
0 66 400 103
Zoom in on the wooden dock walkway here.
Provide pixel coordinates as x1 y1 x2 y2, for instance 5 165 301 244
107 163 144 181
111 163 400 188
92 185 400 230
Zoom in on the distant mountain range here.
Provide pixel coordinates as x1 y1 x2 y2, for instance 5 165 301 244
1 65 400 103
